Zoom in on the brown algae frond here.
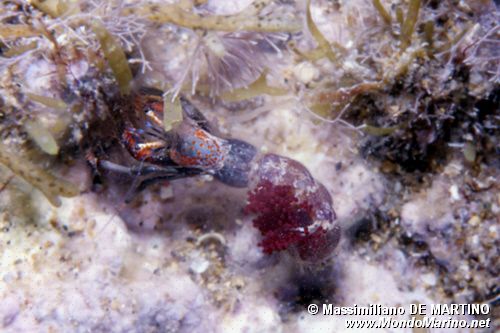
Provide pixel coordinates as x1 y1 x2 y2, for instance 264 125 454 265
290 0 343 63
163 93 183 132
91 21 133 95
372 0 392 26
29 0 79 18
400 0 421 50
0 24 39 39
220 72 288 102
25 93 68 111
124 2 301 33
0 143 79 207
23 120 60 156
312 82 384 110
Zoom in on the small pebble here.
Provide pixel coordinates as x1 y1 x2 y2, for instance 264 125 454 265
467 215 480 227
449 185 460 201
190 256 210 274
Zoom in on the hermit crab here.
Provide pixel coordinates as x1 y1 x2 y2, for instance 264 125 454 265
94 89 340 262
93 88 256 194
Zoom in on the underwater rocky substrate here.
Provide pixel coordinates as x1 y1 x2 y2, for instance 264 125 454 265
0 0 498 332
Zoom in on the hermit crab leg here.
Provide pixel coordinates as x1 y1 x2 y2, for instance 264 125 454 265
98 160 181 177
129 168 203 200
97 159 203 202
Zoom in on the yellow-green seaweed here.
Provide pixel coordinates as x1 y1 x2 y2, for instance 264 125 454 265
395 7 404 27
0 24 38 39
304 0 338 62
400 0 421 50
315 82 383 105
0 142 79 207
362 124 399 136
24 120 60 156
221 72 288 102
435 24 472 54
2 41 38 58
424 21 434 51
125 3 300 33
91 21 133 95
163 94 183 132
29 0 79 18
372 0 392 25
463 142 476 162
26 93 68 111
